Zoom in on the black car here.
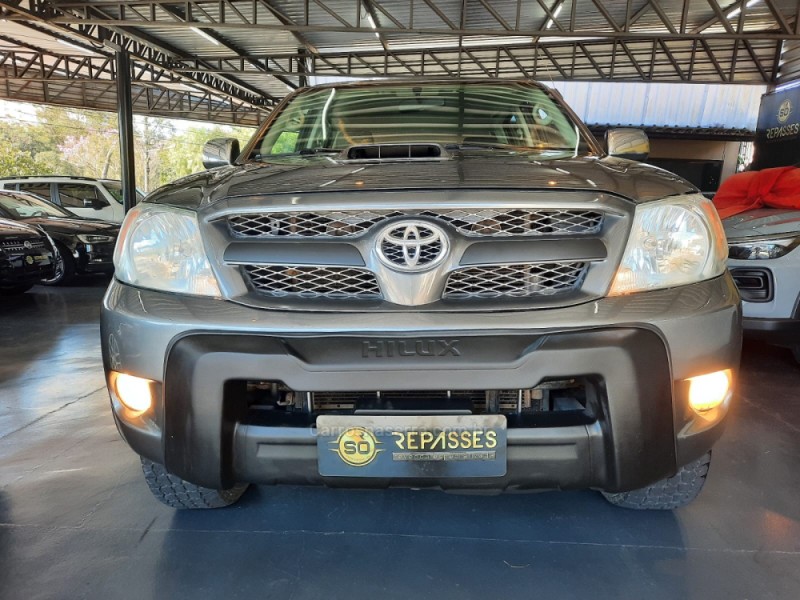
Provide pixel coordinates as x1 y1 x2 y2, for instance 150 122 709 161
0 190 119 285
0 217 55 294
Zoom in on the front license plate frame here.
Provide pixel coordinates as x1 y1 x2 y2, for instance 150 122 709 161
316 414 507 478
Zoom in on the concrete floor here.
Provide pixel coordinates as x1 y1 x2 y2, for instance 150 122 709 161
1 280 799 600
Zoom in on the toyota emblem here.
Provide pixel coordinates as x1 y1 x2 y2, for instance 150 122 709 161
376 220 449 272
23 240 33 250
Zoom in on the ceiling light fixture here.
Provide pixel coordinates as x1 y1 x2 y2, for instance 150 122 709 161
190 26 220 45
57 39 88 52
727 0 760 19
545 2 564 30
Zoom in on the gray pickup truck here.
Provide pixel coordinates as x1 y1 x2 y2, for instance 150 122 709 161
102 80 741 510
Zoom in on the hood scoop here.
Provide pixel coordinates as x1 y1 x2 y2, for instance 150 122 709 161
343 143 449 162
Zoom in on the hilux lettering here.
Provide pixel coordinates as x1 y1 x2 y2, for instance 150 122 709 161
362 340 461 358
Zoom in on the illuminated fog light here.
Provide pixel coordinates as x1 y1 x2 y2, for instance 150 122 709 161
114 373 153 413
687 370 732 413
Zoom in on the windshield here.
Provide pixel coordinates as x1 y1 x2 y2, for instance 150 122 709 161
0 192 73 219
250 82 592 158
104 182 145 204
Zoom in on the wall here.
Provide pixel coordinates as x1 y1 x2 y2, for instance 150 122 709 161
649 139 741 182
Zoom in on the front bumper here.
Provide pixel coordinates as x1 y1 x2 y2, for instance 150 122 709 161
0 252 54 286
75 242 115 274
742 317 800 347
728 252 800 322
102 274 741 493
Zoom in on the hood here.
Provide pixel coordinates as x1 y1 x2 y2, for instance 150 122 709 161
19 216 119 237
722 208 800 241
146 154 697 210
0 218 44 239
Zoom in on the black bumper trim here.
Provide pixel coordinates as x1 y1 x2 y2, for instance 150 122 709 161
234 424 606 491
742 317 800 346
160 328 679 492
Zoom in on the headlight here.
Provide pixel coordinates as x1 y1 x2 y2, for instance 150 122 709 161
609 194 728 296
113 204 221 297
728 236 798 260
77 234 115 244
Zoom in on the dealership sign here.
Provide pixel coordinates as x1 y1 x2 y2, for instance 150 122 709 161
758 88 800 142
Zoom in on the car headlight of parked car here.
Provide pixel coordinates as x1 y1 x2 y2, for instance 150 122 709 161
77 234 116 244
609 193 728 295
113 204 221 297
727 236 799 260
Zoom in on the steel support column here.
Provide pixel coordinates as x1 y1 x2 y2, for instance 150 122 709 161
116 49 136 213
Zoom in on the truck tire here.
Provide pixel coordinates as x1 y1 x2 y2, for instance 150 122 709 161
601 452 711 510
141 458 248 509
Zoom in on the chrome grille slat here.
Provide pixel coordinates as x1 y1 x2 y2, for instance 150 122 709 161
228 209 603 239
443 262 588 299
244 265 381 299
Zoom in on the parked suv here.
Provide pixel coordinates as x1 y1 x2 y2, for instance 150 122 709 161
102 80 741 511
0 191 119 285
0 176 143 223
724 208 800 362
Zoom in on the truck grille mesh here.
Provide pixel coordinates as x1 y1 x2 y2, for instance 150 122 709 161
443 262 588 298
228 209 603 238
244 265 381 298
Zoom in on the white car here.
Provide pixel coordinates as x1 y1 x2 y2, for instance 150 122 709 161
724 208 800 363
0 176 143 223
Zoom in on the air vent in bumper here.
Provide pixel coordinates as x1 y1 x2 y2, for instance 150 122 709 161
730 268 773 302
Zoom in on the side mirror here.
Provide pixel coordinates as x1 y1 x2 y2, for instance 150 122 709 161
202 138 241 169
84 198 109 210
606 128 650 161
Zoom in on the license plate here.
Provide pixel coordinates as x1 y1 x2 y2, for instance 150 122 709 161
316 414 507 478
23 254 51 267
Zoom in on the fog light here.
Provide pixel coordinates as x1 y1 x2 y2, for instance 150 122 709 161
114 373 153 413
687 369 732 413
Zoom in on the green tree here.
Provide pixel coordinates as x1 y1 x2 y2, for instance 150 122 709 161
0 140 38 176
0 101 255 191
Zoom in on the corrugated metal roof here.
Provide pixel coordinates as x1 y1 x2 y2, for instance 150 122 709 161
550 81 765 130
1 0 795 123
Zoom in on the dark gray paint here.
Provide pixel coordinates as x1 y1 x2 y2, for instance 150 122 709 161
224 241 366 266
0 282 798 599
459 238 608 265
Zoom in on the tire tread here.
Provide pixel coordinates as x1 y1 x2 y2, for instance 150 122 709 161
140 458 247 509
601 452 711 510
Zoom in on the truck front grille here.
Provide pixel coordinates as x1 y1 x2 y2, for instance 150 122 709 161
228 209 603 239
244 265 382 298
443 262 588 299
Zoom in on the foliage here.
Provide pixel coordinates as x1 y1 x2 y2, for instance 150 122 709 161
0 102 255 192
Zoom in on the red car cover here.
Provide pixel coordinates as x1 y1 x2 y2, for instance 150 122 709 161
713 166 800 219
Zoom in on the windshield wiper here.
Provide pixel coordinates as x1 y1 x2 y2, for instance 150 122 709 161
250 148 341 161
446 142 516 150
297 148 341 155
447 143 578 153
